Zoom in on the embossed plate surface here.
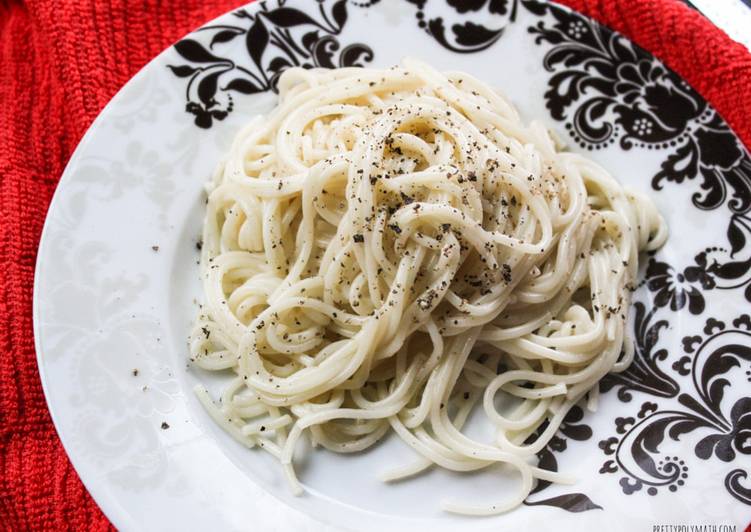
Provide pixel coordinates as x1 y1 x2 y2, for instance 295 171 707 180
34 1 751 530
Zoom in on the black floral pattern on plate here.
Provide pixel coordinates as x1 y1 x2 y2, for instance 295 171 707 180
598 314 751 505
404 0 519 53
168 0 374 128
522 0 751 215
521 0 751 297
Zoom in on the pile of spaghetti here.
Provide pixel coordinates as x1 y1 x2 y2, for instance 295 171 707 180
190 59 666 515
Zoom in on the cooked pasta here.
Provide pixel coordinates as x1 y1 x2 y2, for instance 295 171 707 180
189 59 667 515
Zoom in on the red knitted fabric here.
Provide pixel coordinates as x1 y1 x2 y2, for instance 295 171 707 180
0 0 749 529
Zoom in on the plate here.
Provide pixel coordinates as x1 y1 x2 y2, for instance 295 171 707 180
33 1 751 530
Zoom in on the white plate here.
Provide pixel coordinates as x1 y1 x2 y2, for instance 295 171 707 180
34 1 751 530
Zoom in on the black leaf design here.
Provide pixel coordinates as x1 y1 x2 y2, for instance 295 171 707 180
170 0 373 129
174 39 224 63
525 493 603 512
302 30 320 52
521 0 547 16
167 65 199 78
246 17 270 70
269 56 293 73
447 0 487 13
728 216 747 256
197 72 221 106
224 78 262 94
331 0 348 30
713 257 751 281
210 28 244 48
263 8 321 28
452 22 503 47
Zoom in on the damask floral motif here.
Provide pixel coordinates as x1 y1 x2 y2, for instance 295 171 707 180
598 314 751 505
416 0 751 305
167 0 374 128
405 0 519 53
522 0 751 218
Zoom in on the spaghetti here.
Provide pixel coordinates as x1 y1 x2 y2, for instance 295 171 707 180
189 59 666 515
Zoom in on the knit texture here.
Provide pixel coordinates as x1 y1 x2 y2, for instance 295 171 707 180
0 1 749 529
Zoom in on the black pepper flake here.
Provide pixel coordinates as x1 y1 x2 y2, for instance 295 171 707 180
388 223 402 234
132 369 139 377
353 234 364 243
151 245 159 252
160 422 170 430
196 240 203 251
502 264 512 284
